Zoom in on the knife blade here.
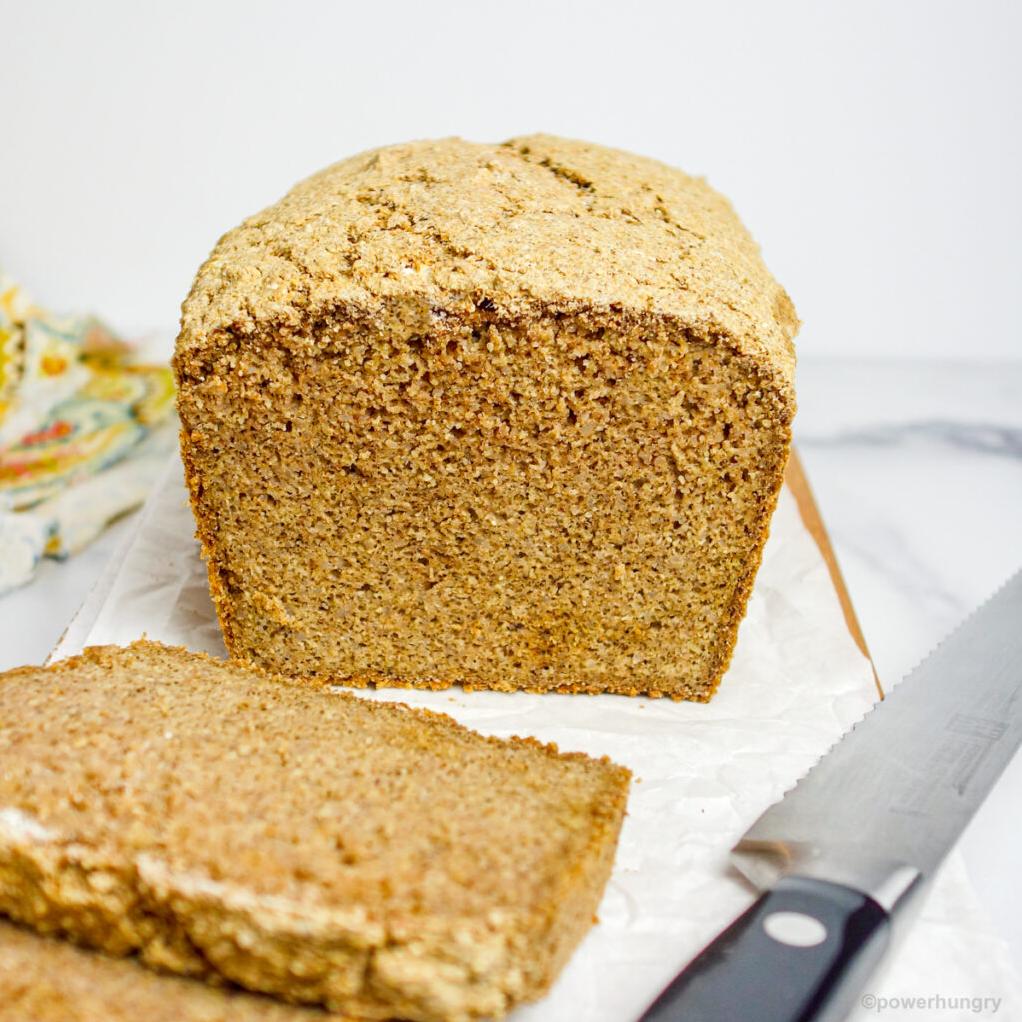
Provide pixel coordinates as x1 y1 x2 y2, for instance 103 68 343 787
639 569 1022 1022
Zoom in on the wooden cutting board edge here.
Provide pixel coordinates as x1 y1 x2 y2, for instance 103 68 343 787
785 448 883 699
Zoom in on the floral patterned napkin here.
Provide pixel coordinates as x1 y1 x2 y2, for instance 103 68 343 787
0 273 175 594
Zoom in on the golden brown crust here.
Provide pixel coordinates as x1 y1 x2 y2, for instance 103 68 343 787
177 135 796 397
0 641 630 1021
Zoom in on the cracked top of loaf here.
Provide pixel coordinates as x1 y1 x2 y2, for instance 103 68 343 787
177 135 797 392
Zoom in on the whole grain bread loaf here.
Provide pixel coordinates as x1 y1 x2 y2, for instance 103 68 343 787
175 134 797 700
0 921 350 1022
0 642 629 1022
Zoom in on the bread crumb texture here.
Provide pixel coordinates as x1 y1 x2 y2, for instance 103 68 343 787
0 642 630 1021
175 135 798 700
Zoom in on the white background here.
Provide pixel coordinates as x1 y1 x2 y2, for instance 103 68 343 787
4 0 1022 997
1 0 1020 360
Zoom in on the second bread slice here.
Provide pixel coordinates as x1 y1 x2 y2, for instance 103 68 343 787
0 641 629 1022
0 919 347 1022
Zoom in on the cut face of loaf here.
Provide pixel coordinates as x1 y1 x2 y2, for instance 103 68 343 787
0 642 629 1022
175 134 798 699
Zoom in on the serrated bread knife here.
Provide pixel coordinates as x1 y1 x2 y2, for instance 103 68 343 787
639 569 1022 1022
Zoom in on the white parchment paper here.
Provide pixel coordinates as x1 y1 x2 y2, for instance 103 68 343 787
54 457 1021 1021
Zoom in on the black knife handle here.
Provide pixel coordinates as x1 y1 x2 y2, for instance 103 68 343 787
639 875 891 1022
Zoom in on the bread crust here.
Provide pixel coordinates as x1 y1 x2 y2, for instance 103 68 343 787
176 135 796 392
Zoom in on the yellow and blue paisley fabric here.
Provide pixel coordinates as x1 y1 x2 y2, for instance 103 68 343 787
0 274 175 593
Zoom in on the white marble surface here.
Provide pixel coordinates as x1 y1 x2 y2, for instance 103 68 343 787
2 356 1021 974
795 358 1022 975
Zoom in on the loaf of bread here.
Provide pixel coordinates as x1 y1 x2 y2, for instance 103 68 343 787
175 135 797 700
0 921 347 1022
0 642 628 1022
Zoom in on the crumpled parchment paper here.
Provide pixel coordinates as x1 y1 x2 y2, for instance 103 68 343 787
53 457 1021 1021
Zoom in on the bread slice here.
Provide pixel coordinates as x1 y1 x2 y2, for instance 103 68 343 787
0 642 629 1022
174 134 797 701
0 920 350 1022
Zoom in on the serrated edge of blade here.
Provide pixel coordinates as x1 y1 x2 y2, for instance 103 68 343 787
737 566 1022 846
